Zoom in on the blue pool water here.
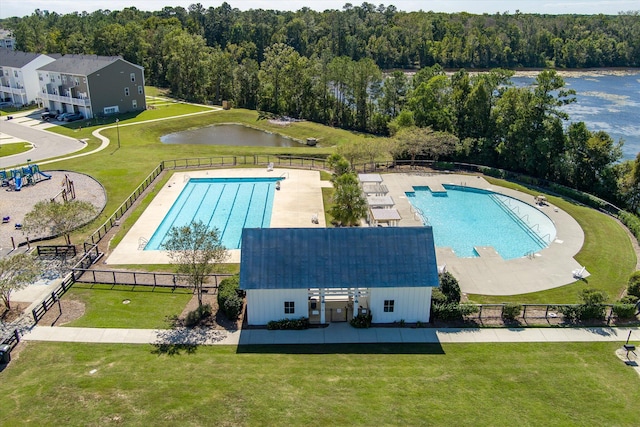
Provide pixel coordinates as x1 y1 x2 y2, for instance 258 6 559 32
145 177 279 250
407 185 557 260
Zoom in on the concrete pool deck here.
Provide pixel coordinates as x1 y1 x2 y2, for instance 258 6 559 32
106 168 586 296
380 173 586 296
105 168 330 264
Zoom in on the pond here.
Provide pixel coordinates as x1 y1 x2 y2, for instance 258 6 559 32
161 124 310 147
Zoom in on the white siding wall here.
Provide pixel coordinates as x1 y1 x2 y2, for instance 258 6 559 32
246 289 309 326
369 287 432 323
23 55 56 104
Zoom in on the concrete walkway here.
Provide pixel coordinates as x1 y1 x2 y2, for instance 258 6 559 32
22 324 640 346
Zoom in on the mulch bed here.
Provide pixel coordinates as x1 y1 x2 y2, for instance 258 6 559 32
175 293 244 331
1 302 30 323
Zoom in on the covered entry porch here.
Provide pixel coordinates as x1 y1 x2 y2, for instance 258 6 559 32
308 288 370 324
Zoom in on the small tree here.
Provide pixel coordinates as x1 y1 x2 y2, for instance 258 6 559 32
392 126 459 166
439 272 461 303
1 253 41 310
329 173 368 226
162 220 229 308
24 199 97 245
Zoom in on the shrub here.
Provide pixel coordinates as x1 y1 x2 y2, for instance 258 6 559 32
217 274 241 319
619 211 640 243
620 295 639 305
559 305 580 322
223 295 243 320
612 303 637 320
560 289 609 322
439 272 461 303
431 302 478 321
350 312 373 328
267 317 310 330
628 271 640 298
185 304 212 327
502 303 522 321
431 288 448 305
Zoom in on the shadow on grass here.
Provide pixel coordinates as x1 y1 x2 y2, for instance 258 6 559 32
236 342 446 355
151 324 228 356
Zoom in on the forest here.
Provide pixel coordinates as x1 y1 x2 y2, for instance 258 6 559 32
2 4 639 214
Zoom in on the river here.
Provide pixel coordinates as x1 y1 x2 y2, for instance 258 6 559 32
511 70 640 161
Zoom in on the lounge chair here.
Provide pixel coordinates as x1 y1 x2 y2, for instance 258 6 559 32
2 216 9 224
572 266 586 279
267 162 274 172
14 223 22 230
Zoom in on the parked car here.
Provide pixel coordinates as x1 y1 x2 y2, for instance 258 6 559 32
64 112 83 122
41 111 58 121
56 112 72 121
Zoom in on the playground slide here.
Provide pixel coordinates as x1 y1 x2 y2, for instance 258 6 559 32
31 164 52 180
37 170 52 179
14 175 22 191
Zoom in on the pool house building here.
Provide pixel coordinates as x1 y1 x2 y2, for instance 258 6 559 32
240 227 439 326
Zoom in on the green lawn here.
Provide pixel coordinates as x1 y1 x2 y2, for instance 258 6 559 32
1 341 638 425
22 95 636 303
62 284 192 328
0 142 31 157
470 178 637 304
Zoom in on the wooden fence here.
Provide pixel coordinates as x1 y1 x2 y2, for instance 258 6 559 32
0 328 21 351
37 245 77 257
31 272 76 324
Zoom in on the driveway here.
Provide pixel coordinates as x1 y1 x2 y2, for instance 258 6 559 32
0 112 86 169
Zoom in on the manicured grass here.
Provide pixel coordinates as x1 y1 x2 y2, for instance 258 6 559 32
0 141 31 157
1 341 638 425
470 178 637 304
62 284 192 328
24 93 636 302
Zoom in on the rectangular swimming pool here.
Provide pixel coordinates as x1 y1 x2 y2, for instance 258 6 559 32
145 177 279 250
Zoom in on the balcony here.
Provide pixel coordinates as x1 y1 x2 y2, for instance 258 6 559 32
0 85 26 96
39 92 90 106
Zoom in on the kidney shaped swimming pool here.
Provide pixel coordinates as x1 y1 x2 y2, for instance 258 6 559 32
407 185 557 260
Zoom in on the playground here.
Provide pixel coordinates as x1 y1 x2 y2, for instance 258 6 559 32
0 170 107 256
1 164 52 192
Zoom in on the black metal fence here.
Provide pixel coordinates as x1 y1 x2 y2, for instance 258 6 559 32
86 162 164 245
161 154 327 171
463 303 620 324
71 268 231 291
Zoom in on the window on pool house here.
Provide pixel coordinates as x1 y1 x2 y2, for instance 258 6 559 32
383 300 394 312
284 301 295 314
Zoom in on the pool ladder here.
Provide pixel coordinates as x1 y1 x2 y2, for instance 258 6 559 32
138 237 148 250
410 205 430 225
279 172 289 180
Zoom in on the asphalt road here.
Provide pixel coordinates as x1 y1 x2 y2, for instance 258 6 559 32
0 114 86 169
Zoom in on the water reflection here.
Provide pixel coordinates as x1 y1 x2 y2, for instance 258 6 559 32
161 124 310 147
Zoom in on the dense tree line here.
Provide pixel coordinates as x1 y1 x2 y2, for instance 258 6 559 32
4 4 640 70
2 4 638 210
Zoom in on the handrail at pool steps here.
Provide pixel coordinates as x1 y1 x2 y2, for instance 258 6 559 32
488 193 549 247
410 205 430 225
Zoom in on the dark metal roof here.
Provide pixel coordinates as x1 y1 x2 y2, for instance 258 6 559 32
36 54 138 76
0 48 56 68
240 227 439 290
